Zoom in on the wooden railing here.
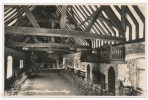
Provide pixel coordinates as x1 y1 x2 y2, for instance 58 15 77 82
99 45 125 62
110 46 125 61
80 44 125 63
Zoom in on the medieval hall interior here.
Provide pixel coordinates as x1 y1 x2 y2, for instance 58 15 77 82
4 4 146 96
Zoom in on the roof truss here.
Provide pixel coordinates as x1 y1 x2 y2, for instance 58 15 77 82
5 26 126 42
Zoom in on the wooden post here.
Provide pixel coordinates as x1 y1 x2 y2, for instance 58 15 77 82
121 6 127 36
56 58 59 69
60 6 67 29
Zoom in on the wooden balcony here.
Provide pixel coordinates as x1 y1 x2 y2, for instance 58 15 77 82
80 44 125 63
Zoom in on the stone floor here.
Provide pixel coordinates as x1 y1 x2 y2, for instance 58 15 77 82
18 72 82 96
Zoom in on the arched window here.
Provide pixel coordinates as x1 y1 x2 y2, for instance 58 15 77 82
7 56 13 79
20 60 23 68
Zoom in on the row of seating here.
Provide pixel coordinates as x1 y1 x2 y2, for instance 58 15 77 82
65 70 107 96
73 76 107 95
30 67 63 72
5 74 27 96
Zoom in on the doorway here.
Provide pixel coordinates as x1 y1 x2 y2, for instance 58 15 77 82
87 64 91 82
108 67 115 95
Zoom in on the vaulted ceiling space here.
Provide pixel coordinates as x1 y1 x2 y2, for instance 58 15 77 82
4 4 146 96
5 5 145 55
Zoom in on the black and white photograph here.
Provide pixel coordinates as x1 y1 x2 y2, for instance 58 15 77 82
3 4 146 97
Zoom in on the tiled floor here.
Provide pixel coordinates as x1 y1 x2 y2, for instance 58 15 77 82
19 72 82 96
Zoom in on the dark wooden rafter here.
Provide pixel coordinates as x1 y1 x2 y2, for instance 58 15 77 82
4 5 145 52
121 6 127 33
22 5 41 43
17 35 28 42
17 6 35 43
79 6 108 36
99 20 112 36
36 18 60 23
132 5 145 39
85 6 108 36
103 6 125 37
93 6 115 36
22 6 40 27
98 16 114 27
126 6 139 39
10 34 21 42
80 6 104 47
59 5 72 47
74 6 89 30
132 6 145 23
72 6 90 32
28 48 75 53
113 38 145 47
7 7 38 42
114 6 133 41
99 13 117 36
107 24 116 36
66 6 92 47
86 5 113 45
59 6 86 47
54 6 76 47
95 20 108 36
23 36 31 43
6 6 22 42
126 22 132 40
77 6 108 29
59 7 85 45
66 7 78 27
18 6 38 26
72 6 87 28
7 42 90 49
5 26 126 42
85 6 104 32
64 6 100 48
73 6 96 47
15 6 24 26
77 5 94 27
71 7 90 31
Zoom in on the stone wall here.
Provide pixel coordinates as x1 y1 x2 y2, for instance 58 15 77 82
125 42 146 90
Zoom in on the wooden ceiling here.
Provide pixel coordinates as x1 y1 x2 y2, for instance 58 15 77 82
4 5 145 55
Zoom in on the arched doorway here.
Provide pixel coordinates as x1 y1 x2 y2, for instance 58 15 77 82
108 67 115 95
87 64 91 82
